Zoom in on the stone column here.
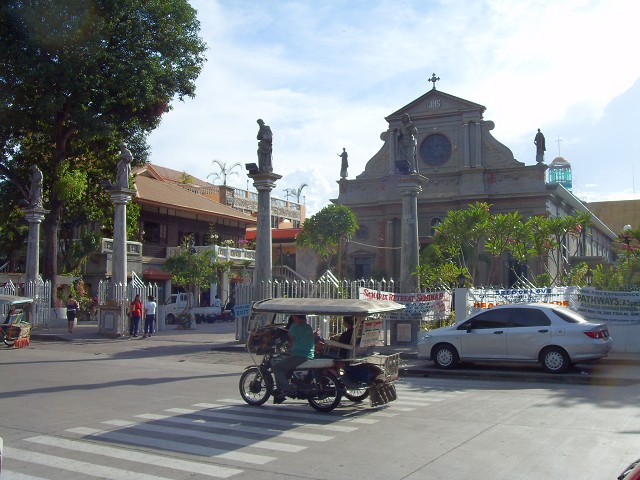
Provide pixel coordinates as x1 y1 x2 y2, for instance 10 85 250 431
397 177 424 293
395 174 427 345
248 171 282 300
100 186 135 337
22 206 48 285
23 205 48 327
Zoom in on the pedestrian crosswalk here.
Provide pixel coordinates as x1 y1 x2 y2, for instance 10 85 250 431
2 380 463 479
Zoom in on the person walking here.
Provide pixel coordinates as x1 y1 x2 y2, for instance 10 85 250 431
129 294 143 337
143 295 157 338
65 294 79 333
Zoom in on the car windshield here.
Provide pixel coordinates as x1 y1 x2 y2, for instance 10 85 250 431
552 306 588 324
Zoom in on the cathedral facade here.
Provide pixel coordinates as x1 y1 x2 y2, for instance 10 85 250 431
334 85 616 287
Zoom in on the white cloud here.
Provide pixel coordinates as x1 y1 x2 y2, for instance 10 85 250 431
148 0 640 216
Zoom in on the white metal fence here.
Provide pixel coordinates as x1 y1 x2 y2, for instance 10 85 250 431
0 277 51 328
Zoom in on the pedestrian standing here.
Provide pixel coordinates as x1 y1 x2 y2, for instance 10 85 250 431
66 294 79 333
143 295 157 338
129 294 143 337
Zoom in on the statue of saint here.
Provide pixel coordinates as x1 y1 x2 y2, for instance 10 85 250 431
534 128 546 163
338 148 348 178
397 113 417 174
256 119 273 172
116 142 133 188
29 164 43 208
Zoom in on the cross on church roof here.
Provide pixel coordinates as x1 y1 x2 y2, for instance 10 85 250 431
428 73 440 90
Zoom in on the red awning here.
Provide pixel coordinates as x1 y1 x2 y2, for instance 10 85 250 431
142 268 173 281
245 228 300 241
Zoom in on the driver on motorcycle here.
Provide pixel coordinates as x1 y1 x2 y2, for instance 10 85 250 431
272 314 315 404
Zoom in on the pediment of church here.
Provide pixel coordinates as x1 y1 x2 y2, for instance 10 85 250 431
355 87 522 182
385 89 486 123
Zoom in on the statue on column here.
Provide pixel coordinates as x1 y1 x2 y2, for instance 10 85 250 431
28 164 43 208
396 113 418 174
534 128 546 163
338 148 348 178
116 142 133 188
256 119 273 172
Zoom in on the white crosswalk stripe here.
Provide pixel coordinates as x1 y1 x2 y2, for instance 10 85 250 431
22 435 241 478
65 426 275 465
4 383 465 479
194 402 360 432
5 447 176 480
0 470 50 480
164 407 334 442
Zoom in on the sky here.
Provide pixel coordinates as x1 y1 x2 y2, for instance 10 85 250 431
147 0 640 218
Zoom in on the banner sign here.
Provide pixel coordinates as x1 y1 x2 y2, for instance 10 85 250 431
358 287 451 322
572 288 640 324
468 287 573 315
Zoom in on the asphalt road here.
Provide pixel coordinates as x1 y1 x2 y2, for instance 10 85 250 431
2 321 640 479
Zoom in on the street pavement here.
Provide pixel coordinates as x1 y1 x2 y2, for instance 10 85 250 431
28 320 640 386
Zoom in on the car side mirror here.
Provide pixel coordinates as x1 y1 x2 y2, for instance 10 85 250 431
466 324 473 333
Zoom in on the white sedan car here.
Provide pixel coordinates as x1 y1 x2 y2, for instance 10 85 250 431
417 304 613 373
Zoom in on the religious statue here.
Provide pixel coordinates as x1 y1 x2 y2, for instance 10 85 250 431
534 128 546 163
116 142 133 188
338 148 348 178
28 164 43 208
256 119 273 172
396 113 418 174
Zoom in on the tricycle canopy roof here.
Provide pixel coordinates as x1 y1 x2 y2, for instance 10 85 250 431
0 294 34 306
251 298 404 316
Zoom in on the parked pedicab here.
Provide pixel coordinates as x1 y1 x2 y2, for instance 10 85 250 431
0 295 34 348
239 298 405 412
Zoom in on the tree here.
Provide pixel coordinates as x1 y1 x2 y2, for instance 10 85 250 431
296 204 358 273
429 202 594 287
208 160 242 186
163 235 232 318
0 0 207 293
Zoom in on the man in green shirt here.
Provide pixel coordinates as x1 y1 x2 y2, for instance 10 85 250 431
273 314 315 403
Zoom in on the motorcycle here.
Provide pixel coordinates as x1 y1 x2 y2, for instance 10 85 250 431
239 298 405 412
239 325 343 412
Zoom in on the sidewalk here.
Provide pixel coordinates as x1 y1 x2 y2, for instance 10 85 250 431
28 320 640 385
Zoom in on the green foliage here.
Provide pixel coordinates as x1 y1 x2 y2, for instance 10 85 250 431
425 202 594 288
416 245 468 288
0 0 207 283
164 236 233 310
55 163 88 203
296 204 358 272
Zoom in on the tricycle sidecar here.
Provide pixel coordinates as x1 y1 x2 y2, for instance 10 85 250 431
240 298 405 411
0 294 34 348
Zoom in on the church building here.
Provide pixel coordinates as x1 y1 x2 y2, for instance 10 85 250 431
334 79 616 287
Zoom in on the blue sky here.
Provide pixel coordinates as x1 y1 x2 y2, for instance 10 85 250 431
148 0 640 217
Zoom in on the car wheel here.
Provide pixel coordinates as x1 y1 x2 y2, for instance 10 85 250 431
540 346 570 373
432 344 459 369
166 314 175 324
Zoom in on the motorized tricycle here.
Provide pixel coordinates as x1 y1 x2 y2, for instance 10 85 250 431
0 294 34 348
239 298 405 412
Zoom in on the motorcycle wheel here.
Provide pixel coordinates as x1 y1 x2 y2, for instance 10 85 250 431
307 371 342 412
239 367 272 406
344 386 369 402
1 332 15 347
